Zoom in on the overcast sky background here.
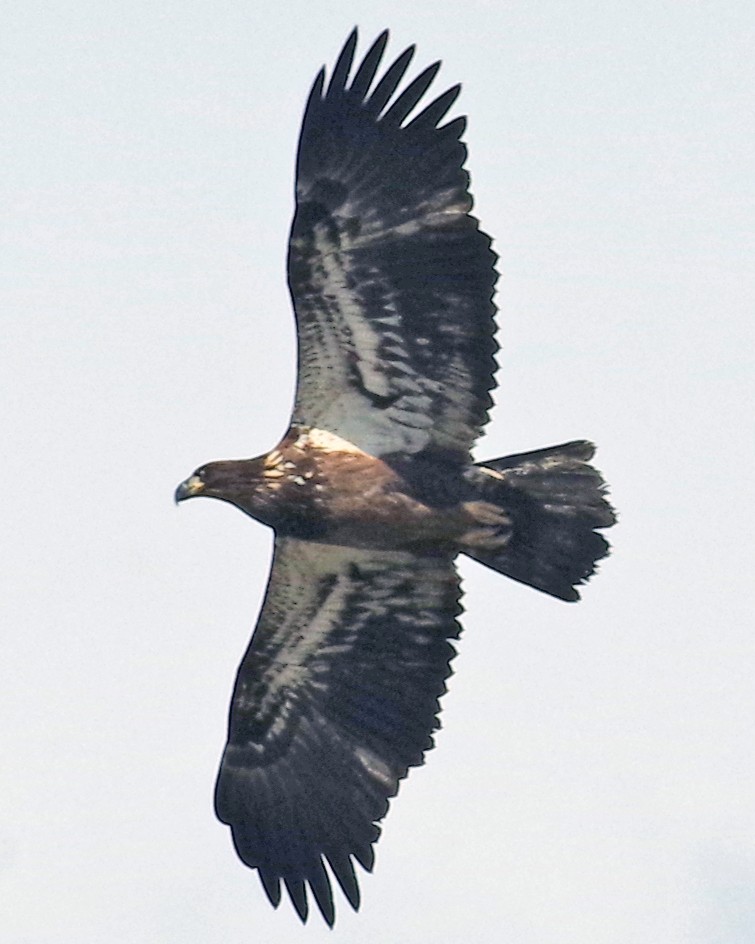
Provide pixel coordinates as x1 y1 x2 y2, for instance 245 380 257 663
3 2 754 942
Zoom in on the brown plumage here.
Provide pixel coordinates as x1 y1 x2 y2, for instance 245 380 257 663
175 29 615 926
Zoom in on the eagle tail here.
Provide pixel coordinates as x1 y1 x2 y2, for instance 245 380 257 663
462 441 615 601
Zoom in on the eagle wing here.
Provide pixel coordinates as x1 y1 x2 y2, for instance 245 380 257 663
214 537 461 925
288 30 498 460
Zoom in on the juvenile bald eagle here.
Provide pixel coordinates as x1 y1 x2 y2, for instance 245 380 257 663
175 29 615 927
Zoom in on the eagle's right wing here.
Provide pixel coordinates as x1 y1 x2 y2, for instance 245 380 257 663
214 537 462 925
287 30 499 461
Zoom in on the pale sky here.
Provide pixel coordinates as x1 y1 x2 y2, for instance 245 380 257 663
3 2 754 942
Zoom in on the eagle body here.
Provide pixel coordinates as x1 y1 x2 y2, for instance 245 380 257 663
177 425 505 551
175 30 615 927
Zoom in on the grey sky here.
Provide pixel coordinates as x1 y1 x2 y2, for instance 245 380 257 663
3 1 754 941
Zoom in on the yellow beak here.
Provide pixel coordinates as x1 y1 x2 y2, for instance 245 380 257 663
174 475 205 503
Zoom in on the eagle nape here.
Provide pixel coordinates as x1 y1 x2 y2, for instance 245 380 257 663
174 28 616 927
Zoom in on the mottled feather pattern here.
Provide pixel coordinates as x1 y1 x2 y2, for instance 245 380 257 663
288 30 498 459
215 537 461 924
174 27 616 929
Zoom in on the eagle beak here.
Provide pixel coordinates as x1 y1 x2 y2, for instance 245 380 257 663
175 475 205 504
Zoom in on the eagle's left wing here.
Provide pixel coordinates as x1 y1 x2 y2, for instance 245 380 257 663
287 30 498 461
214 537 461 925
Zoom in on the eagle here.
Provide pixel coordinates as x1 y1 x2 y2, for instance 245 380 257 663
175 29 615 927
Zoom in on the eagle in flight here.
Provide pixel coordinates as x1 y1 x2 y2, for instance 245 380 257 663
175 29 615 927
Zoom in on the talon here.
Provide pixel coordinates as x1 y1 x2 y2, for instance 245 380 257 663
460 527 512 549
462 500 512 528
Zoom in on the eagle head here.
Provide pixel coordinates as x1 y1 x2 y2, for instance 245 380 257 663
175 459 267 511
175 449 325 539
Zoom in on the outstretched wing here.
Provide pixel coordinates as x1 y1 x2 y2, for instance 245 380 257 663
288 30 498 460
214 537 461 925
